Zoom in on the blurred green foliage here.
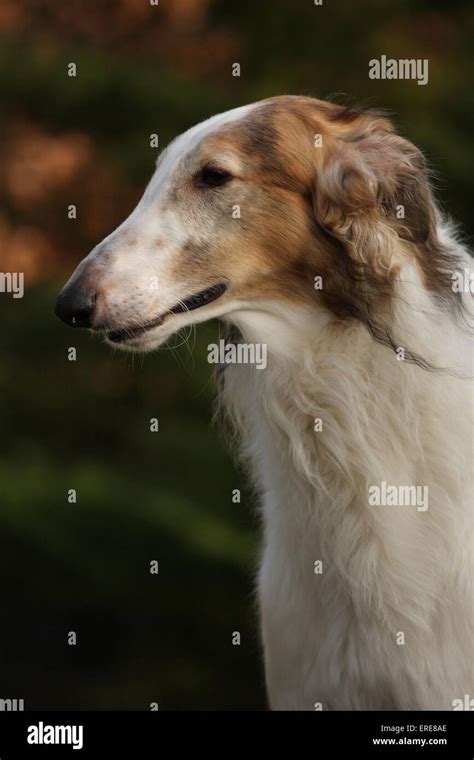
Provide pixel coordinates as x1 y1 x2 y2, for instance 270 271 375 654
0 286 262 709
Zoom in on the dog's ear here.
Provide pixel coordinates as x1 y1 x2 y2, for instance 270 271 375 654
311 114 438 255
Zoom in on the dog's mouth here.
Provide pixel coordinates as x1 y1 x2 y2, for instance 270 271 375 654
106 282 228 344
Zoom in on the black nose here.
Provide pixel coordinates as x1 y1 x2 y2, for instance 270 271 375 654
55 286 97 328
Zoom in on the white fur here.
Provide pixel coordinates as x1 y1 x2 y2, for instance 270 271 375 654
221 236 473 709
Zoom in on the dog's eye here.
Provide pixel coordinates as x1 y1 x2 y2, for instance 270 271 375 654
197 166 232 188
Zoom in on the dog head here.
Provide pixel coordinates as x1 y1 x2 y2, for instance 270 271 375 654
55 96 457 353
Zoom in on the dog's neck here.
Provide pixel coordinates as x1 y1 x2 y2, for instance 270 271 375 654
220 287 470 633
227 301 332 363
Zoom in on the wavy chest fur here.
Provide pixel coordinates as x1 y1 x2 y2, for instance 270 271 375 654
220 304 473 710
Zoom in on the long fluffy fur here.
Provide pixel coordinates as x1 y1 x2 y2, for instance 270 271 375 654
218 223 473 710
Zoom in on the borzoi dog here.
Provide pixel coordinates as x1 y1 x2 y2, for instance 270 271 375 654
56 96 473 710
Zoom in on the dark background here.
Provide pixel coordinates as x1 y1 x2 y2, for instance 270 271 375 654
0 0 471 709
